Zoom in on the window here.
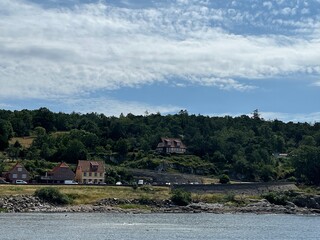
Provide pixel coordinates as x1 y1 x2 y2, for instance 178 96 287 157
94 173 97 177
17 167 22 172
22 174 27 179
89 172 92 177
100 173 103 177
12 174 17 179
84 172 87 176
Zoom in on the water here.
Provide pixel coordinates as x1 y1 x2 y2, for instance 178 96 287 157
0 213 319 240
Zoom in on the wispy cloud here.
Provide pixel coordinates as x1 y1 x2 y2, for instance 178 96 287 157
208 111 320 123
261 111 320 123
0 0 319 116
312 81 320 87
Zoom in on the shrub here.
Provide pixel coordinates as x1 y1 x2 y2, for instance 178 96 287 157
170 189 192 206
286 176 297 183
224 192 236 202
131 183 138 190
34 187 72 205
263 192 288 206
219 174 230 184
139 195 151 204
140 185 153 192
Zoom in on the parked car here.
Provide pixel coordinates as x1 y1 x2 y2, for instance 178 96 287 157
115 181 122 185
64 180 78 184
15 180 27 184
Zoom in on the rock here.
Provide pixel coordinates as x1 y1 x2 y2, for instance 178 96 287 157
293 195 320 209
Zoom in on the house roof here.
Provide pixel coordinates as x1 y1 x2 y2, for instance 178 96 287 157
157 138 186 149
8 162 29 173
76 160 105 173
49 162 72 174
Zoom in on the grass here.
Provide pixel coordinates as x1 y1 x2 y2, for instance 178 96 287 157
298 185 320 195
0 185 171 205
9 137 35 148
0 184 264 207
192 193 261 205
201 177 219 184
9 132 69 149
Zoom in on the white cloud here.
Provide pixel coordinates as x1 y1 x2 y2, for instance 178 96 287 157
311 81 320 87
208 111 320 123
263 1 273 9
0 0 319 103
260 111 320 123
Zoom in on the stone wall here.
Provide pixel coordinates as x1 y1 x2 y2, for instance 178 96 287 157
172 182 298 195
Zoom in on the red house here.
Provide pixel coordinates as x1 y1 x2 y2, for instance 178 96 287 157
41 162 75 184
156 138 187 154
5 163 30 183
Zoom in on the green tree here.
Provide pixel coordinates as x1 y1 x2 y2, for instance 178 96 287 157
219 174 230 184
62 140 87 163
33 107 55 132
0 119 13 150
171 189 192 206
114 138 129 156
292 146 320 185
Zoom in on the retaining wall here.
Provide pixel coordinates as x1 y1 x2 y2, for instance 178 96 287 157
172 182 298 195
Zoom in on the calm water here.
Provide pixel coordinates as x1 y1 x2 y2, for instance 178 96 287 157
0 213 319 240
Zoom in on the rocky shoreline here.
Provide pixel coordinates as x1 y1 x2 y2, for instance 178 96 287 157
1 195 320 215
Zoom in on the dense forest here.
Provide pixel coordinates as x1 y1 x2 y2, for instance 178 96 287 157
1 108 320 185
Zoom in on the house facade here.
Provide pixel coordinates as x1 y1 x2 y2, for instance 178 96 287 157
5 163 30 183
41 162 75 184
156 138 187 154
75 160 105 184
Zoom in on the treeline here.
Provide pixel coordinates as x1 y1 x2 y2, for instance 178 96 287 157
1 108 320 185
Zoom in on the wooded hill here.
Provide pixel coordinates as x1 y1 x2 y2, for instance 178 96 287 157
1 108 320 185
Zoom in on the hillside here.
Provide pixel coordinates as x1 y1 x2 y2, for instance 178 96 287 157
1 108 320 185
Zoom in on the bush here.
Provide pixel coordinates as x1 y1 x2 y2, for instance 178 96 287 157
171 189 192 206
34 187 72 205
219 174 230 184
132 183 138 190
286 176 297 183
139 185 153 192
139 195 151 204
263 192 288 206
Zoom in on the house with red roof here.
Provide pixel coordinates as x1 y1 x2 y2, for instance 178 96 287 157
41 162 75 184
5 162 30 183
156 138 187 154
75 160 105 184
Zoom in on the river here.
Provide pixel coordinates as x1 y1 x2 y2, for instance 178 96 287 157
0 213 319 239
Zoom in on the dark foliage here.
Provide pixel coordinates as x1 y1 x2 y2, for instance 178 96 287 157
34 187 72 205
171 189 192 206
219 174 230 184
0 108 320 185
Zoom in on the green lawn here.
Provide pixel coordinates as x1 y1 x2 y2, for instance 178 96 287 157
0 185 171 205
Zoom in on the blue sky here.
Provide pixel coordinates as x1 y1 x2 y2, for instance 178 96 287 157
1 0 320 122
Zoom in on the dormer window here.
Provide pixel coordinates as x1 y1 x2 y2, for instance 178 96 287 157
90 162 99 171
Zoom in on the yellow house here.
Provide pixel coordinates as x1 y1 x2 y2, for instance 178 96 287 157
75 160 105 184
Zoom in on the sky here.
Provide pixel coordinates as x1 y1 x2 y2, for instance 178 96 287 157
0 0 320 123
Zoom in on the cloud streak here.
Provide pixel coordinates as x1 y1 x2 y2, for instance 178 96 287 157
209 111 320 123
60 97 182 116
0 0 319 115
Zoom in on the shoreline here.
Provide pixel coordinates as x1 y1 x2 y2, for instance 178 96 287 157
1 195 320 215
